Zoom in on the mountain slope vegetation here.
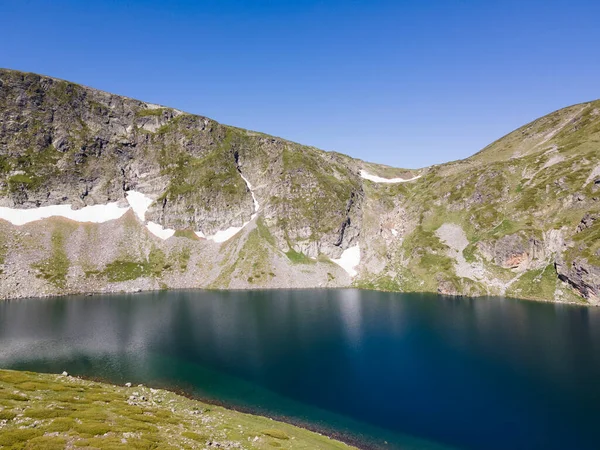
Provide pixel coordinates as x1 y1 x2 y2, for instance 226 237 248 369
0 68 598 304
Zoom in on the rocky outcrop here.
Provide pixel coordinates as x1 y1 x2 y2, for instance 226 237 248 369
477 233 547 270
1 68 599 304
577 213 597 233
556 258 600 304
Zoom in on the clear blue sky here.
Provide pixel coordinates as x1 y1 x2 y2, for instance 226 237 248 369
2 0 599 168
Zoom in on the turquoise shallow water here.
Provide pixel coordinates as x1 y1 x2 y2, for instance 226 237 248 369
1 289 599 449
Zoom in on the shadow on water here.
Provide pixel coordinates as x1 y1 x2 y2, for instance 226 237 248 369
1 289 600 450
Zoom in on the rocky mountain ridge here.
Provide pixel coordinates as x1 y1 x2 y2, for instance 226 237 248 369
0 68 598 304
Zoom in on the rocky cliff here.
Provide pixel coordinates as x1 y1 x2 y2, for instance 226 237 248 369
0 69 598 304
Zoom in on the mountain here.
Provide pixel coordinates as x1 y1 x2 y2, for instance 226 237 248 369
0 68 598 304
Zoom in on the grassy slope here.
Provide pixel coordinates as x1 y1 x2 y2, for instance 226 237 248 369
356 100 600 302
0 369 353 450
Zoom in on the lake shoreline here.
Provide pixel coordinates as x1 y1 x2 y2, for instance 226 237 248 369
75 372 383 450
0 368 361 449
0 284 593 307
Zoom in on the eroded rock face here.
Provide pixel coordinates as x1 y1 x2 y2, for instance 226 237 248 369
556 259 600 304
477 233 546 270
1 68 599 304
0 69 362 256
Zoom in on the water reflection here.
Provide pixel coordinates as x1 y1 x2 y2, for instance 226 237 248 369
1 290 600 450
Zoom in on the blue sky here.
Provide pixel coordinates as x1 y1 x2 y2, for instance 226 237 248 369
2 0 599 168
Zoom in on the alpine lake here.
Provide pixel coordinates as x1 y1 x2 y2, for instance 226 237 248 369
1 289 599 450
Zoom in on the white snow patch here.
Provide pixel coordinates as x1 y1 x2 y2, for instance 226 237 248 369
360 170 421 184
194 223 248 243
146 221 175 240
332 245 361 277
126 191 153 221
207 225 246 243
239 172 260 218
0 189 177 240
125 190 174 240
0 203 129 226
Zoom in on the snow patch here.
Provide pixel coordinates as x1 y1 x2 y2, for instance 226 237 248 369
126 191 153 221
0 190 171 241
125 190 174 240
239 172 259 218
0 203 129 226
360 170 421 184
195 225 247 243
332 245 361 277
146 221 175 240
206 225 246 243
128 177 261 244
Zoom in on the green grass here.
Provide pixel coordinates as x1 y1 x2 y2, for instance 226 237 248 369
262 429 290 440
285 248 315 264
92 247 181 282
0 369 354 450
31 228 71 288
135 107 168 117
8 173 34 184
354 275 402 292
506 264 558 301
173 229 200 240
101 260 147 282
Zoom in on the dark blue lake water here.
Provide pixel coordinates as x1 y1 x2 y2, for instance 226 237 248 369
0 290 599 449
